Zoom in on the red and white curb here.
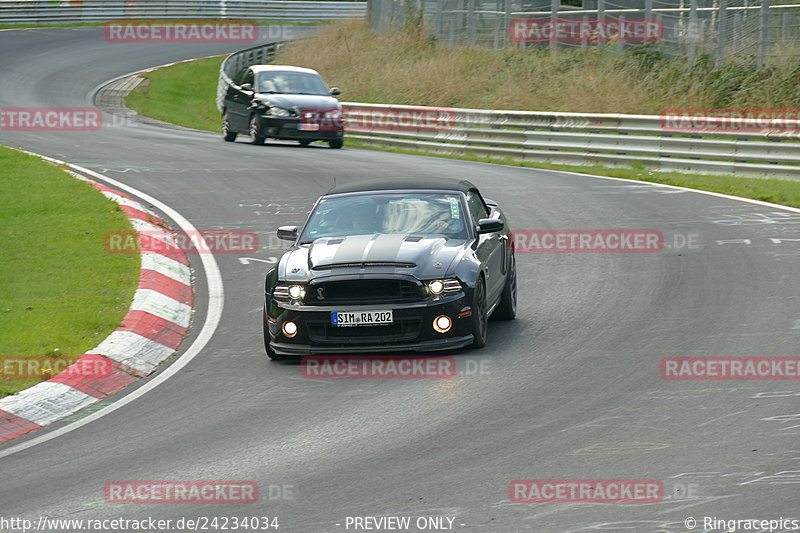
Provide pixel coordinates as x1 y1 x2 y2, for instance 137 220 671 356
0 174 194 444
130 53 231 77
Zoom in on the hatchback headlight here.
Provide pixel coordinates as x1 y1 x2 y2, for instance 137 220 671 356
269 107 291 117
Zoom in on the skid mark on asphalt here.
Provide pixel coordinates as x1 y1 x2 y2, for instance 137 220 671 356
570 442 671 455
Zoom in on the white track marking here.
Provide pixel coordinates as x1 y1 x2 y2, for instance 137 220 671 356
0 157 224 459
0 383 96 426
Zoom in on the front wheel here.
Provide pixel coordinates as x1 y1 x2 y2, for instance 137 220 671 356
471 276 488 348
250 116 266 145
222 112 237 142
329 138 343 149
493 253 517 320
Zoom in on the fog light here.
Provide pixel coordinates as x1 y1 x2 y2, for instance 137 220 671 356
282 321 298 338
433 315 452 333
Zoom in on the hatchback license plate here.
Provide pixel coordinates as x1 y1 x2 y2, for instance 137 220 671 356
332 310 393 327
299 123 319 131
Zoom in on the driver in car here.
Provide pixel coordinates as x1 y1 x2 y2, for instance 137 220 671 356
349 203 379 234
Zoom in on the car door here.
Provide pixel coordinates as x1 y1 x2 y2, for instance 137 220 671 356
466 189 505 306
226 68 255 131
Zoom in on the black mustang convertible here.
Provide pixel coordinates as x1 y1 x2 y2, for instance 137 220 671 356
263 178 516 358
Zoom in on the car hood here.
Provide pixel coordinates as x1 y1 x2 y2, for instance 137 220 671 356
279 234 469 282
258 94 340 112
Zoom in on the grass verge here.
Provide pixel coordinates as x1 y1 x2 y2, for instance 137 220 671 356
0 147 139 398
126 56 224 132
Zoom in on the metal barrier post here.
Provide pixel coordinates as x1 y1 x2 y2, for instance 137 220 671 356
717 0 727 66
688 0 697 64
758 0 770 68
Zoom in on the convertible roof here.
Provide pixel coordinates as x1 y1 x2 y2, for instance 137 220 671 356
327 178 477 195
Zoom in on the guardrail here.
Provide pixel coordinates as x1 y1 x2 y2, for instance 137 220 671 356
342 103 800 179
218 43 800 179
0 1 366 24
216 41 284 113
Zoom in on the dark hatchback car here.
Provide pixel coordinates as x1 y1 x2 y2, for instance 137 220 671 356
222 65 345 148
262 178 516 358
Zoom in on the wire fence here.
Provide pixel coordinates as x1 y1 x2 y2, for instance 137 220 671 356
368 0 800 67
0 0 367 25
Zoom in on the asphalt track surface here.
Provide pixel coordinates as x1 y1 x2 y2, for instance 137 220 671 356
2 27 800 533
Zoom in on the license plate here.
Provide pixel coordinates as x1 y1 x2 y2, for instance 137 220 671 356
299 123 319 131
332 310 393 327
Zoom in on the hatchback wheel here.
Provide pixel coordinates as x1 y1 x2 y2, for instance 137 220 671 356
250 116 266 145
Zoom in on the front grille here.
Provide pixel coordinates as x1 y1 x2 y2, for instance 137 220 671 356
306 279 423 305
307 318 422 344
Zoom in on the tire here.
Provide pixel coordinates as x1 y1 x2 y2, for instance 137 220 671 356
299 139 312 146
471 275 488 348
329 138 343 149
250 115 266 145
263 306 279 359
222 112 237 142
493 253 517 321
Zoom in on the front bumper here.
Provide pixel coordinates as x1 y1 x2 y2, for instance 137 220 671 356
271 335 474 356
266 294 473 356
255 115 344 141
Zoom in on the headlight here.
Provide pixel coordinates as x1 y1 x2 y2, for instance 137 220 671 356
427 279 461 295
428 280 444 295
274 284 305 301
288 285 305 300
269 107 291 117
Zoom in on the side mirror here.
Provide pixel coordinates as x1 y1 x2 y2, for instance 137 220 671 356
330 87 341 96
477 218 504 235
277 225 298 241
241 83 254 92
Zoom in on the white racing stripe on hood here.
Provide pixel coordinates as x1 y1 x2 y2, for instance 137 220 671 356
331 234 375 265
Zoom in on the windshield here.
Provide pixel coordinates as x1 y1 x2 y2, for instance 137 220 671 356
300 193 469 242
256 71 330 95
